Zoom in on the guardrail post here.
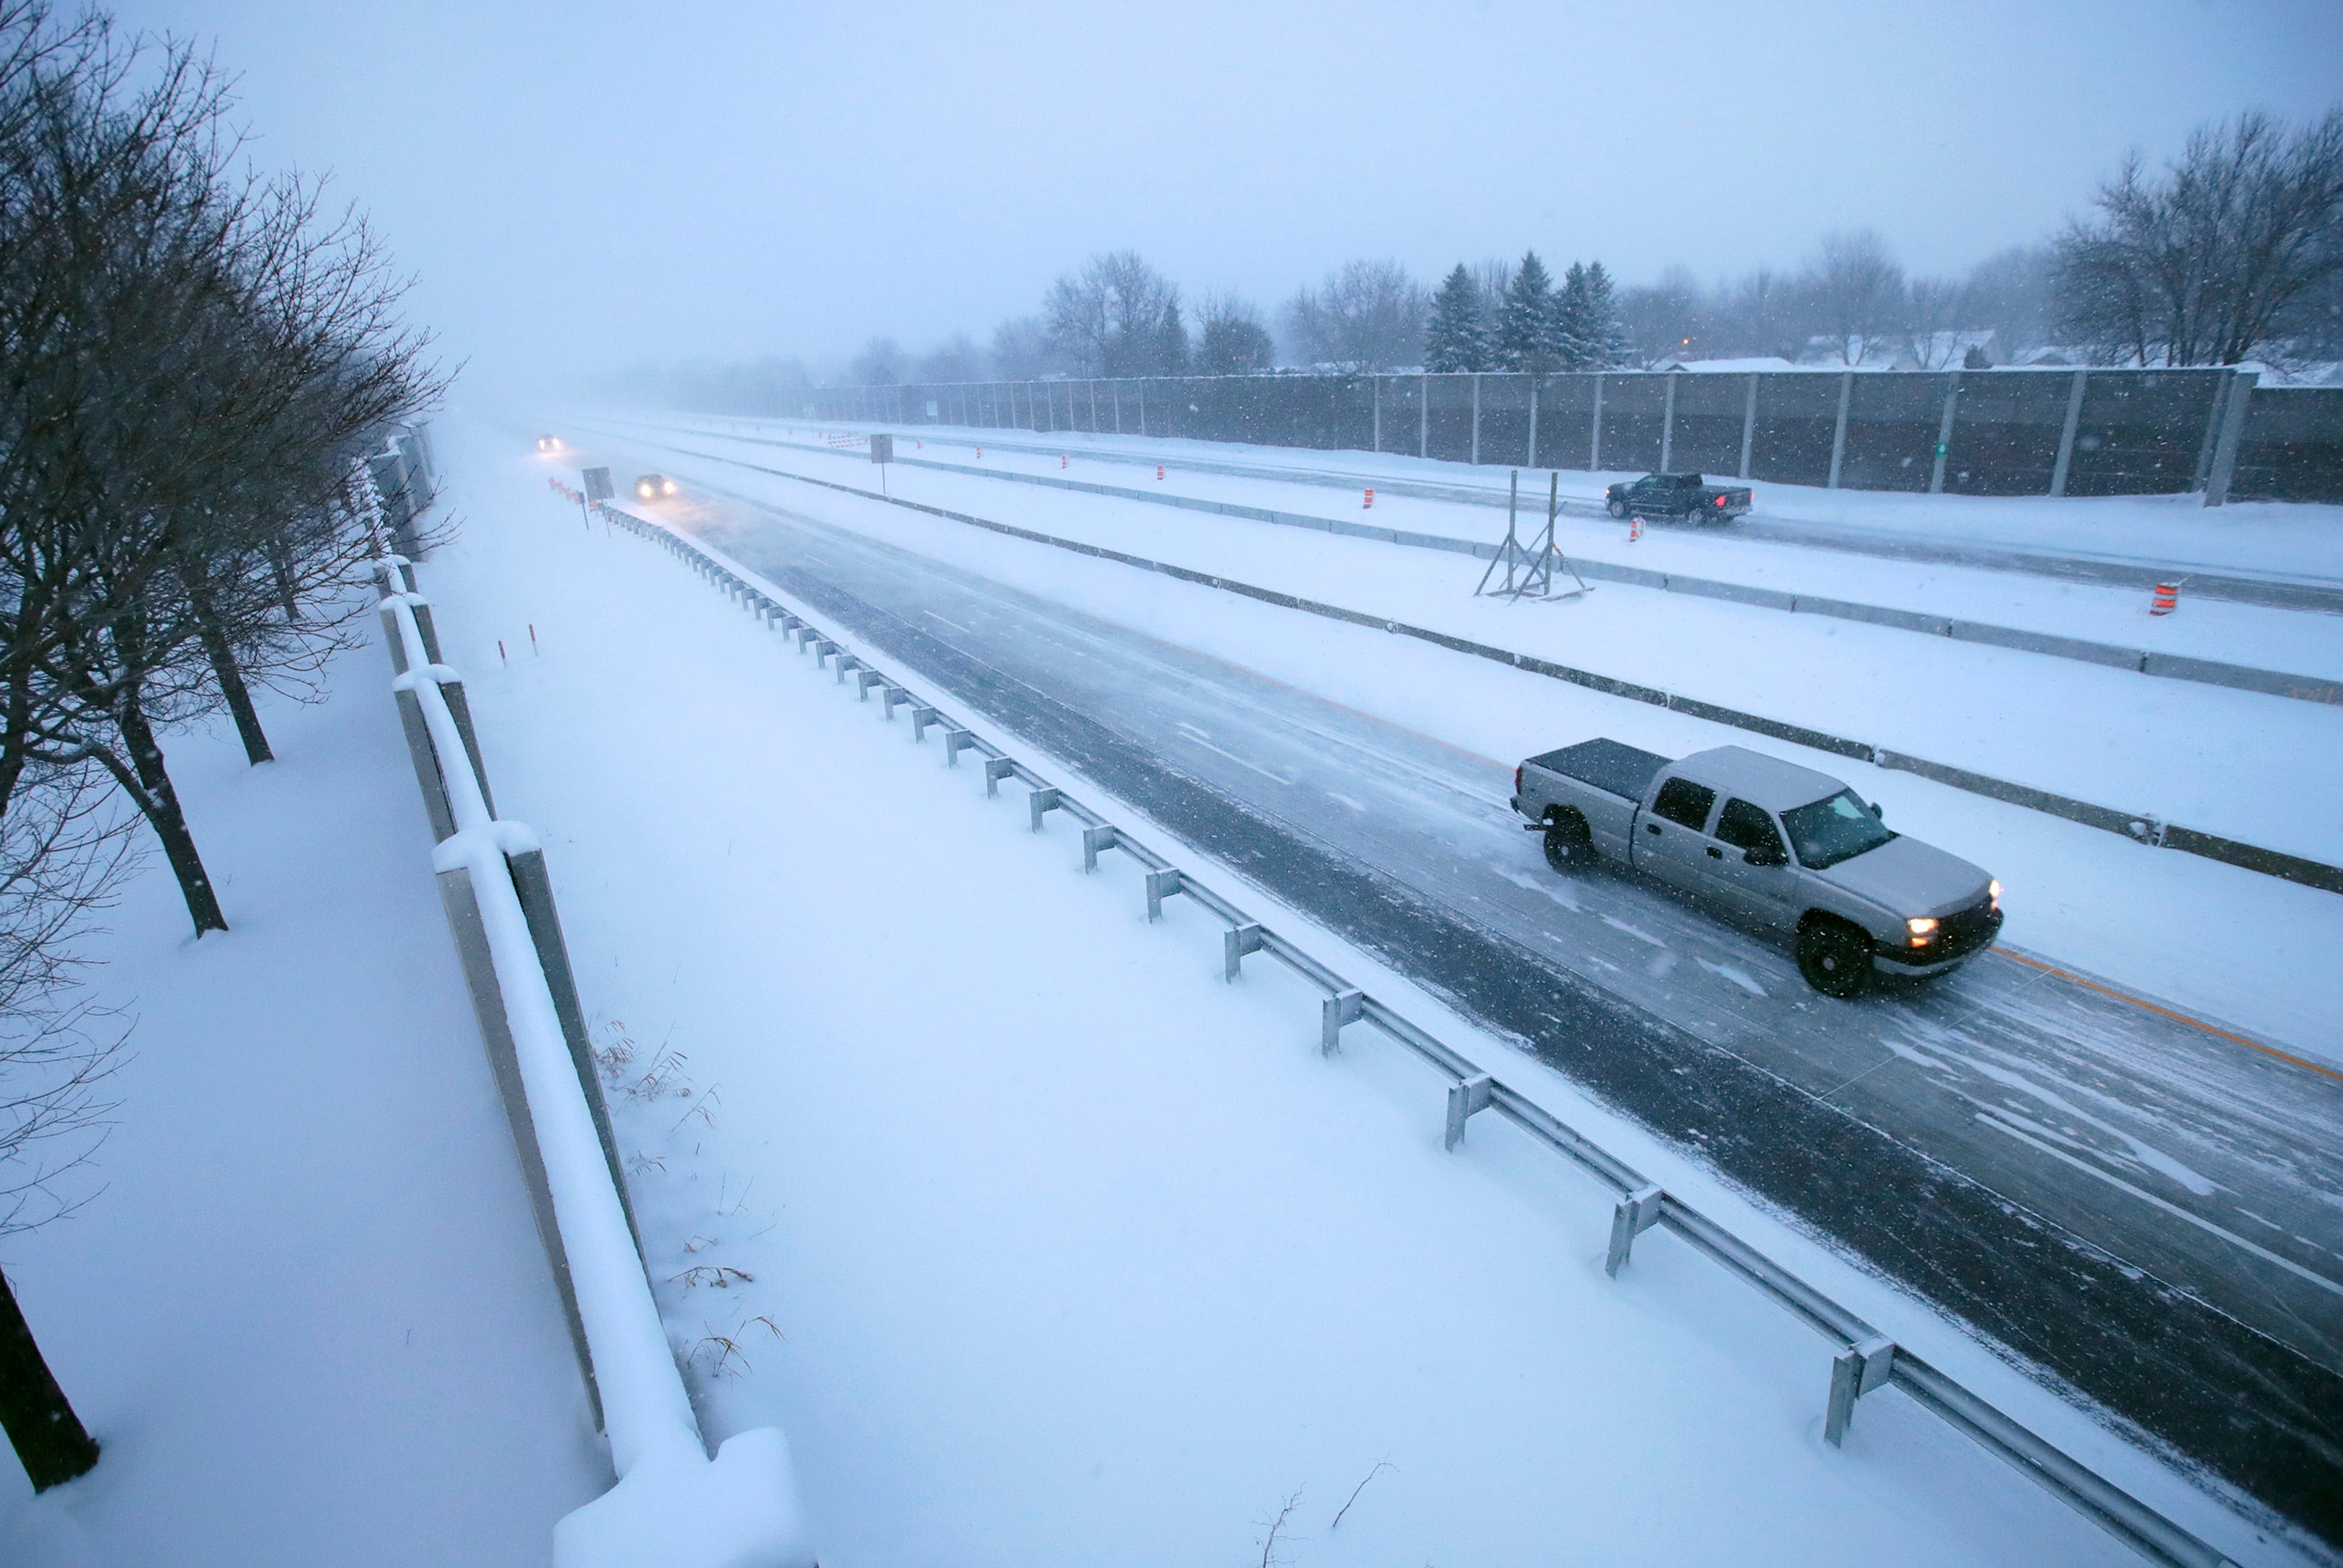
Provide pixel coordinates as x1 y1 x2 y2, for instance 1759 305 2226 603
1444 1073 1496 1151
1081 824 1119 871
1321 988 1365 1055
856 668 885 701
794 626 818 651
836 655 863 686
1028 786 1063 831
947 729 978 767
983 756 1016 796
1825 1335 1899 1447
437 677 496 818
1605 1183 1665 1277
505 846 640 1252
1144 867 1184 921
1223 921 1266 980
880 685 908 718
392 686 456 841
911 706 939 740
811 639 836 665
433 861 603 1427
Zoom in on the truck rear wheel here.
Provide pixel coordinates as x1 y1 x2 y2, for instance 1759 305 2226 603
1797 916 1873 998
1543 811 1595 871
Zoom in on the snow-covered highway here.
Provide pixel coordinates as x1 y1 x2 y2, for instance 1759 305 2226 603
528 417 2343 1547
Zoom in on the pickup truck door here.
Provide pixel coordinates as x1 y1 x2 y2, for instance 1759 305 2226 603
1636 774 1719 892
1709 797 1801 929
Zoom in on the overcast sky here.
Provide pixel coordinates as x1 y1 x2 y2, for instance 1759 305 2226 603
106 0 2343 395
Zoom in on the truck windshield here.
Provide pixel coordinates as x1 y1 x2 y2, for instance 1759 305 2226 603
1781 791 1897 869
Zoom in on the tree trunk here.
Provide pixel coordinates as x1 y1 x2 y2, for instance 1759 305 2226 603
0 1267 99 1492
194 605 272 765
107 696 229 935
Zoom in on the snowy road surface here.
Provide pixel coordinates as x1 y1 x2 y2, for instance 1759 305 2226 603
603 467 2343 1536
641 412 2343 611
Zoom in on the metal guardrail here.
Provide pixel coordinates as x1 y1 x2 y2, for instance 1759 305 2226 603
598 497 2244 1568
366 464 810 1567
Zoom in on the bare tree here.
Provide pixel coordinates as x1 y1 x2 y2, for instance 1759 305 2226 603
848 336 904 385
912 333 985 383
2054 110 2343 366
1900 275 1969 367
1043 250 1185 376
1280 259 1427 373
988 313 1060 380
2 20 436 936
1803 229 1907 364
1195 288 1273 374
1616 262 1704 366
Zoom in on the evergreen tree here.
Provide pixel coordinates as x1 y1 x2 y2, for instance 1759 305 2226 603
1497 250 1558 372
1582 260 1629 368
1424 263 1487 373
1152 298 1191 373
1553 262 1595 370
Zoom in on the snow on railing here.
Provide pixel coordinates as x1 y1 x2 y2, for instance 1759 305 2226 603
601 497 2241 1568
369 488 811 1566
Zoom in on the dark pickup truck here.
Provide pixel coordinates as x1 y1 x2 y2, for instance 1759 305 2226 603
1605 471 1753 524
1514 738 2002 997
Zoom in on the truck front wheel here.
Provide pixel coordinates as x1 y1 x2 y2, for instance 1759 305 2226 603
1797 917 1873 998
1606 496 1629 519
1543 811 1595 871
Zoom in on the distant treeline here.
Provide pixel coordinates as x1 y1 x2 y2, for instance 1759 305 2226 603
615 107 2343 409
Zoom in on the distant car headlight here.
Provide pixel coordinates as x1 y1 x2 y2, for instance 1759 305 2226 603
1988 879 2002 911
663 479 677 495
1906 916 1939 947
636 482 652 497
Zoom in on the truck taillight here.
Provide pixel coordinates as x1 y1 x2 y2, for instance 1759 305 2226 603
1714 495 1726 506
1513 764 1523 797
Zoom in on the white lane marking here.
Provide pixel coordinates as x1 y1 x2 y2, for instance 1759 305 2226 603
1696 958 1767 998
1600 914 1667 948
1173 723 1291 785
1975 1112 2343 1300
922 610 973 634
1330 793 1368 812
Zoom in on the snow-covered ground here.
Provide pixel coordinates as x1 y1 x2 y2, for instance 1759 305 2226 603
0 620 609 1563
562 415 2343 1061
418 414 2306 1565
650 410 2343 586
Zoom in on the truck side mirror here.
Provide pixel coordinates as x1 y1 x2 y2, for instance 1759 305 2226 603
1869 801 1884 820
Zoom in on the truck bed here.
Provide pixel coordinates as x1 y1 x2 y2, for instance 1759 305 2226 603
1525 738 1670 803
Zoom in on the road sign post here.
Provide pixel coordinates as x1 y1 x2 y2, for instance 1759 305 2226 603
580 466 613 531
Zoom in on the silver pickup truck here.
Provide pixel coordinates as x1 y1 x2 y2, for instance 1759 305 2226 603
1513 739 2002 996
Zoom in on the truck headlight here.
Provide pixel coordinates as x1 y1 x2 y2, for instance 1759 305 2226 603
1906 916 1938 947
1988 880 2001 911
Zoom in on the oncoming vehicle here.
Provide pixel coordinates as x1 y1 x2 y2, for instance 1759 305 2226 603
634 472 678 500
1604 471 1753 523
1513 739 2002 996
535 433 562 452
